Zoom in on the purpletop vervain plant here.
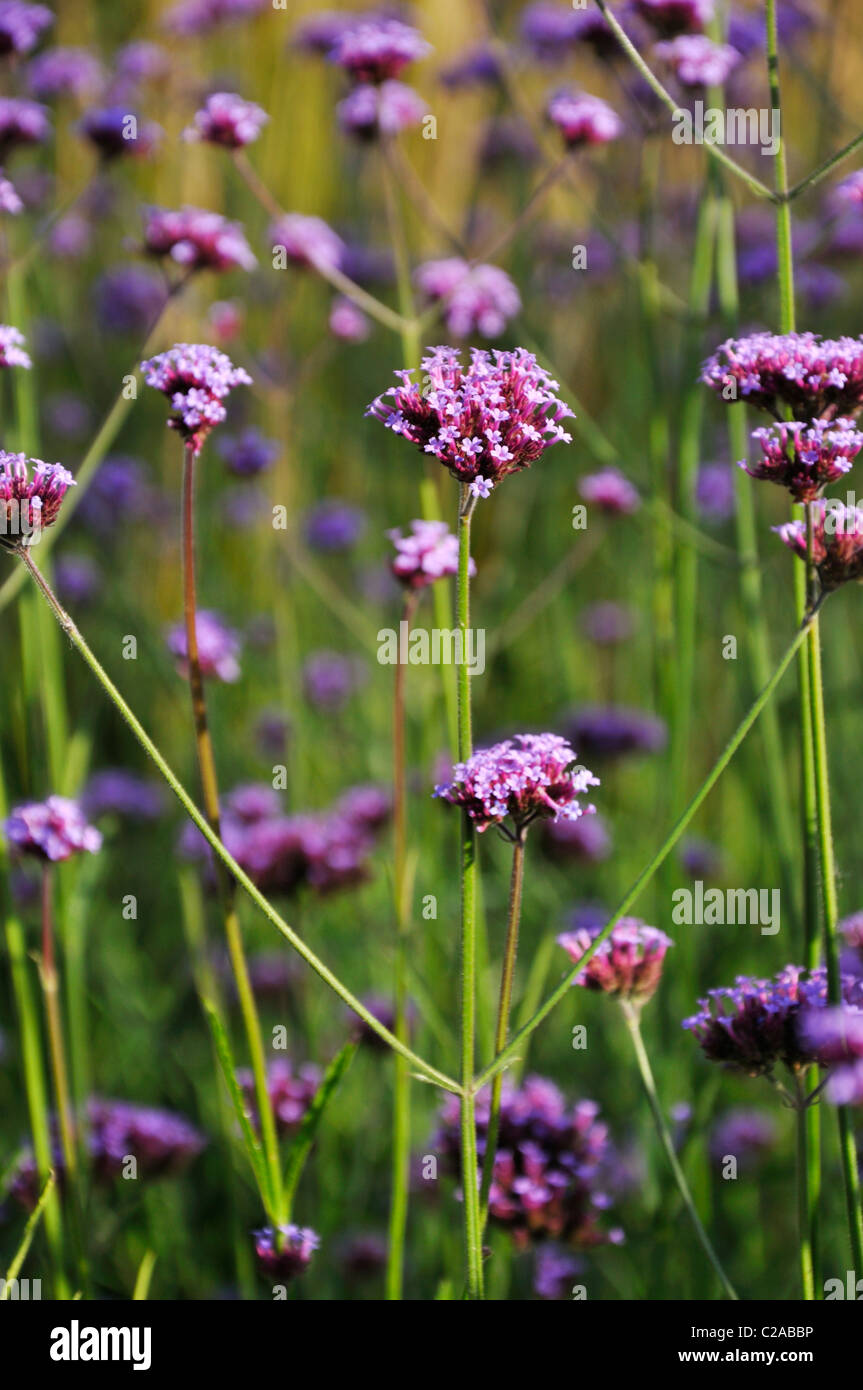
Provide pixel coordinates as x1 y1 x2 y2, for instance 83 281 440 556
0 452 75 550
184 91 268 148
558 918 674 1004
654 35 741 88
387 518 473 590
546 90 623 148
434 733 598 838
253 1225 320 1283
3 795 102 861
166 610 242 682
774 501 863 592
271 212 345 272
337 81 428 140
141 343 251 455
701 332 863 420
743 419 863 502
143 205 257 273
414 259 521 339
329 18 431 83
0 2 52 58
0 324 31 368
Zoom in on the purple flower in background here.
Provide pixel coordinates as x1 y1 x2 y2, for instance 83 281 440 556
110 40 169 93
831 169 863 213
164 0 268 38
547 90 622 148
439 44 502 90
141 343 251 454
655 35 740 87
78 456 153 534
634 0 713 38
682 964 855 1076
388 518 473 590
94 266 166 335
339 1232 387 1281
744 418 863 502
414 259 521 340
534 1247 586 1299
54 554 101 607
571 10 627 61
435 1077 623 1249
336 783 391 831
82 769 165 821
520 3 582 62
558 919 673 1004
4 795 102 862
0 324 31 369
167 611 242 683
346 993 414 1049
292 10 358 55
0 452 75 550
774 501 863 592
329 295 371 342
562 705 667 759
543 811 611 863
144 205 257 273
695 462 736 523
480 116 540 168
709 1109 777 1168
580 600 634 646
330 18 431 84
337 80 427 140
303 499 366 552
302 650 366 710
679 836 722 879
238 1057 321 1135
0 167 21 212
27 46 103 99
271 213 345 273
184 91 268 148
216 426 278 477
701 332 863 420
0 97 49 158
368 346 574 496
254 1224 319 1283
579 468 640 514
79 106 161 160
435 733 598 837
0 2 52 58
799 1008 863 1104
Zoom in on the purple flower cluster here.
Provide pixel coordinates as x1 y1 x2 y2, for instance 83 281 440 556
184 91 268 148
141 343 251 454
563 704 667 760
0 322 31 368
166 611 242 683
655 35 740 87
435 733 598 836
683 964 861 1076
11 1097 205 1207
303 499 365 552
558 919 674 1003
164 0 268 38
27 46 103 100
0 96 49 157
238 1057 321 1136
388 519 471 590
774 501 863 592
253 1224 320 1283
271 212 345 272
368 346 574 498
329 18 430 84
82 770 165 822
414 258 521 340
143 205 257 274
578 467 640 514
0 452 76 549
634 0 713 37
744 418 863 502
216 426 278 477
701 332 863 419
547 90 622 149
4 795 102 861
0 166 21 212
709 1109 777 1168
799 1008 863 1105
79 106 161 160
0 2 52 58
435 1077 623 1249
337 80 427 139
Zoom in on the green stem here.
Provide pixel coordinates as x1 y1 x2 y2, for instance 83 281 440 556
15 546 461 1095
475 618 813 1090
793 1078 816 1300
38 867 76 1184
456 484 483 1300
479 829 526 1226
621 1001 738 1300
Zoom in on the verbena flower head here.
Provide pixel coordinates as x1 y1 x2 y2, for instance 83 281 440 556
367 346 574 497
701 332 863 419
578 467 640 514
184 91 268 148
744 418 863 502
709 1109 777 1167
216 425 278 477
831 169 863 212
238 1057 320 1135
634 0 713 37
440 43 502 90
0 167 21 213
163 0 268 37
82 769 164 821
521 3 582 62
0 452 75 550
141 343 251 453
0 96 49 158
271 212 344 272
303 499 365 552
563 704 667 759
254 1224 319 1283
414 259 521 340
330 18 431 83
774 500 863 592
655 35 740 87
0 2 52 58
547 90 622 148
387 518 473 590
799 1007 863 1105
166 610 242 682
330 294 370 342
143 205 256 273
27 46 103 99
435 1077 623 1249
434 733 598 836
0 323 31 368
337 79 427 139
302 650 365 710
682 964 848 1076
558 919 673 1004
79 106 161 160
543 810 611 862
4 795 102 862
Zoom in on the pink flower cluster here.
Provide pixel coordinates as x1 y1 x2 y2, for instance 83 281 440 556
701 332 863 419
141 343 251 453
414 258 521 340
774 500 863 591
435 733 598 836
558 919 673 1003
388 519 473 591
4 794 102 861
184 91 268 148
547 89 622 148
143 205 257 273
0 451 75 549
745 418 863 502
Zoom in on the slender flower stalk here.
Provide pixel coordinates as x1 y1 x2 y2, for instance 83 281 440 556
38 866 76 1185
793 1073 816 1300
621 1000 738 1300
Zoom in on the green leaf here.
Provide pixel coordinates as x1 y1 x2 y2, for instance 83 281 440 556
282 1040 358 1219
203 998 273 1216
2 1170 55 1295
